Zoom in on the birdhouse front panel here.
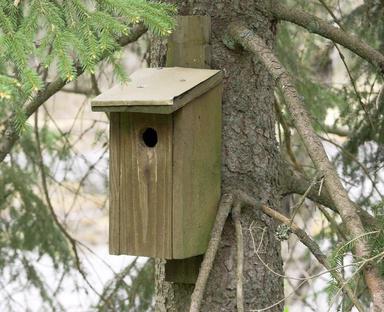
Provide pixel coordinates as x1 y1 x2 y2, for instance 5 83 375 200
91 67 223 259
109 112 173 258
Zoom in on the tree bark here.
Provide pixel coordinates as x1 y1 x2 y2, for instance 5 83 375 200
153 1 284 311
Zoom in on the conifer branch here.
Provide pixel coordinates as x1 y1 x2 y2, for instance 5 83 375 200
261 1 384 73
228 22 384 310
33 108 109 305
279 163 378 229
0 24 147 163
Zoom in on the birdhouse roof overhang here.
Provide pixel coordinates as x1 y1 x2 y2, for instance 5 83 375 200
91 67 223 114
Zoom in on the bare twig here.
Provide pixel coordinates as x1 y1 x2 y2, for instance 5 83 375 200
33 109 110 306
261 1 384 72
333 43 374 128
319 134 384 199
274 98 304 173
279 164 378 228
376 86 384 110
236 190 365 312
228 22 384 309
232 202 244 312
99 258 139 307
189 194 234 312
317 0 344 30
250 224 362 283
317 205 348 241
250 279 309 312
0 23 147 163
289 174 320 226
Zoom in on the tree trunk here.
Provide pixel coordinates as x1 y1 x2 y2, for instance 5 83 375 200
153 1 284 311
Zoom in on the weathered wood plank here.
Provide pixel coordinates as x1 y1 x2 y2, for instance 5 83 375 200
166 15 211 68
91 67 221 114
114 113 173 258
109 113 121 254
172 85 222 259
164 15 216 283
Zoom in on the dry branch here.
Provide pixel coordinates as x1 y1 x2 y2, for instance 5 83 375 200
263 1 384 72
189 194 234 312
232 201 244 312
235 190 365 312
33 109 109 305
279 163 378 228
228 22 384 310
0 24 147 163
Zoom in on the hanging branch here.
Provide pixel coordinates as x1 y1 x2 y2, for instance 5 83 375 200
190 190 366 311
279 152 378 230
274 98 304 173
235 190 365 312
33 109 109 306
189 194 234 312
227 22 384 310
260 1 384 72
0 23 147 163
319 134 384 199
288 174 320 227
232 201 244 312
333 43 374 128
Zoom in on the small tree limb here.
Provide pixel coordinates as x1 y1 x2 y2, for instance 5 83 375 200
235 190 365 312
232 201 244 312
274 98 304 173
279 163 378 228
228 22 384 310
288 173 320 226
189 194 234 312
33 109 109 306
0 24 147 163
262 1 384 72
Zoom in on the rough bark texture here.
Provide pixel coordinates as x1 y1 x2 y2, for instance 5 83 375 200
153 1 284 311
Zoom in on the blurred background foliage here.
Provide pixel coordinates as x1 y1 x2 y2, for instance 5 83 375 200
276 0 384 310
0 0 383 311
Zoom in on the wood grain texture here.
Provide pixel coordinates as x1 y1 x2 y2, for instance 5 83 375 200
162 15 216 284
109 113 121 254
91 67 221 114
110 112 173 258
172 84 222 259
166 16 211 68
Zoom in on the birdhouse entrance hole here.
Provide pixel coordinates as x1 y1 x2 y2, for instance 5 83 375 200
142 127 158 147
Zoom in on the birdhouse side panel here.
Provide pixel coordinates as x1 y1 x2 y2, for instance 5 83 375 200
109 113 121 254
109 112 173 258
172 84 222 259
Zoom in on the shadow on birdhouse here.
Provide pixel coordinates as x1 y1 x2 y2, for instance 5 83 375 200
91 67 222 259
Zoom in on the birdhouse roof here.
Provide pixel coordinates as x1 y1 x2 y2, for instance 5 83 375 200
91 67 222 114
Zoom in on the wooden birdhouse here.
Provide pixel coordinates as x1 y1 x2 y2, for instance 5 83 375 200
91 67 222 259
